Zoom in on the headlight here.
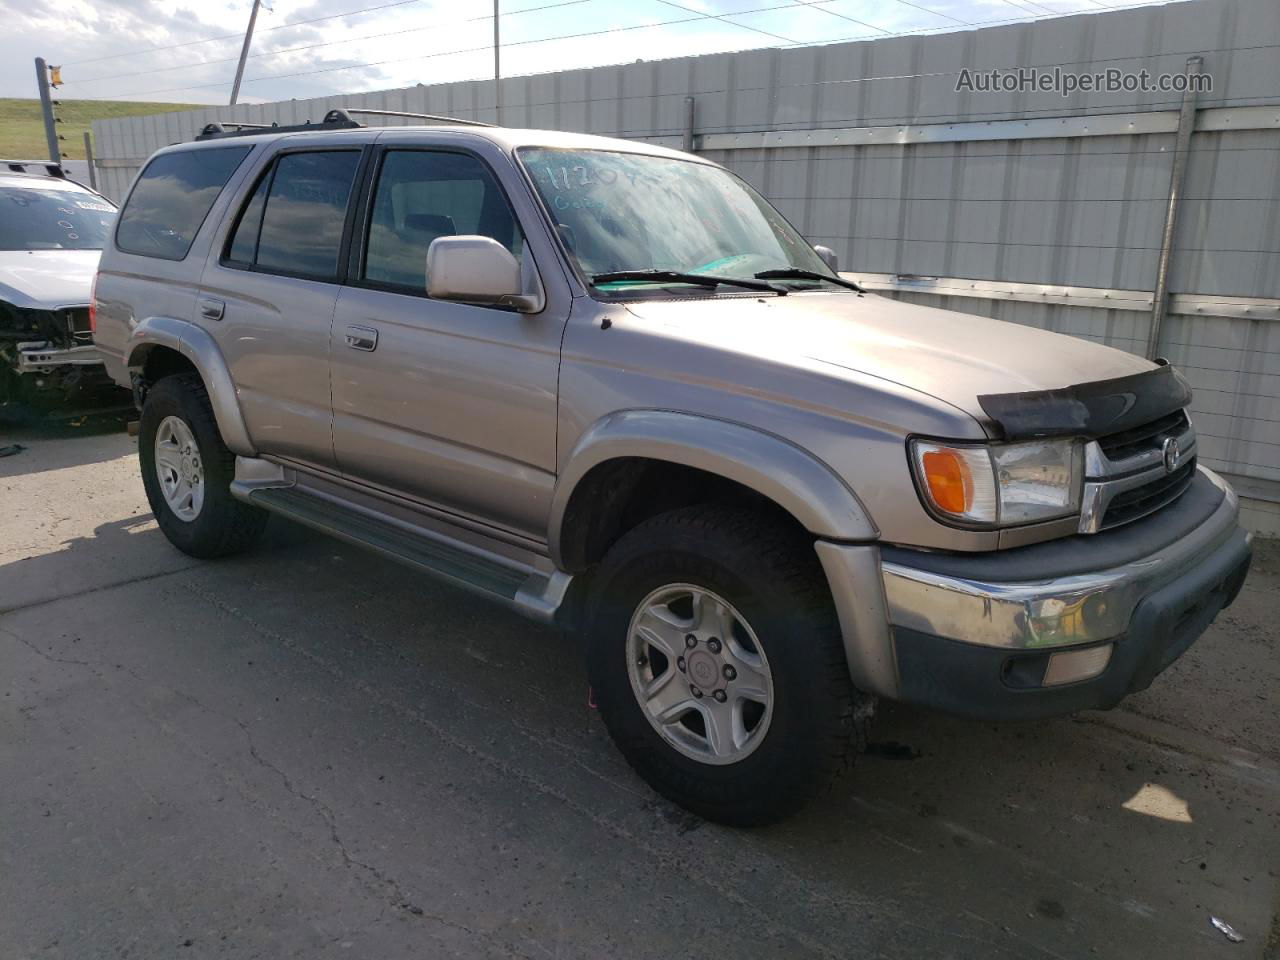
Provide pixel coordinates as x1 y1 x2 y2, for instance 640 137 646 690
910 438 1082 527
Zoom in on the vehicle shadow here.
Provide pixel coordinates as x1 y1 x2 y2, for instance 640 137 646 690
0 507 310 613
0 411 137 478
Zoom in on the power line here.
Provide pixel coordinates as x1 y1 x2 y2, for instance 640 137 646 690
785 0 893 35
994 0 1066 17
777 0 1174 48
61 0 429 67
70 0 1179 103
883 0 971 27
72 0 853 100
69 0 593 85
68 0 956 88
651 0 800 45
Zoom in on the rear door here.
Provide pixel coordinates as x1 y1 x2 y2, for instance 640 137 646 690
329 139 570 541
200 139 369 469
97 144 253 383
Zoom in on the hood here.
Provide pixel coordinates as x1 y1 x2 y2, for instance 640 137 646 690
0 250 101 309
623 290 1155 429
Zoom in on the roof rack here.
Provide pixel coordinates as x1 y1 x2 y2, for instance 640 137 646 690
339 107 494 128
193 106 495 141
1 158 67 178
195 109 363 141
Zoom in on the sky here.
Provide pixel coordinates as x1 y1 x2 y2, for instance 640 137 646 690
1 0 1176 105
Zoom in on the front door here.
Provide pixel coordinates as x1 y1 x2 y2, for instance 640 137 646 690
330 146 566 541
201 146 365 469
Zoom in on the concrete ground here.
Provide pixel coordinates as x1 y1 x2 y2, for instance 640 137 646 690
2 421 1278 960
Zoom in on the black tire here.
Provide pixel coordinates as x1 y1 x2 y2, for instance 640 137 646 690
585 505 874 826
138 372 267 559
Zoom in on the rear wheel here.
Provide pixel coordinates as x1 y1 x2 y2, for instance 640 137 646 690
138 372 267 558
585 506 873 826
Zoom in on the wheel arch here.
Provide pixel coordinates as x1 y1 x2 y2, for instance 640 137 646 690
550 410 877 572
127 316 254 456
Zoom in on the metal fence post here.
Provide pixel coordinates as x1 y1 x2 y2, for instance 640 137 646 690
1147 55 1203 360
683 96 696 152
494 0 502 125
34 57 59 163
83 132 98 190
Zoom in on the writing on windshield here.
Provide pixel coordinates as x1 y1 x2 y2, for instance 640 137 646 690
519 148 830 293
0 187 117 251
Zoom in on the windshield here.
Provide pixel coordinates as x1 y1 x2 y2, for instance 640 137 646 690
0 186 117 251
518 147 838 295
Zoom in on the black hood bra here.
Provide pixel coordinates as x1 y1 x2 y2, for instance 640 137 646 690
977 362 1193 441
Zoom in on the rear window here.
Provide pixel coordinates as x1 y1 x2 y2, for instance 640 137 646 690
224 150 361 281
116 147 252 260
0 186 116 251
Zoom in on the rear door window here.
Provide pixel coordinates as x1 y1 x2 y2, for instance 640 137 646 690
253 151 361 280
115 146 251 260
225 169 270 266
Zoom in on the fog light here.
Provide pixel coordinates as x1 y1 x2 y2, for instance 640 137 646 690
1043 644 1112 686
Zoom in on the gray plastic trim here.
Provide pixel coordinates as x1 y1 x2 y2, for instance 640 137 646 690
550 410 878 567
126 315 255 456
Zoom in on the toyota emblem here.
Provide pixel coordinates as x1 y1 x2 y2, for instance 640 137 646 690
1162 436 1180 473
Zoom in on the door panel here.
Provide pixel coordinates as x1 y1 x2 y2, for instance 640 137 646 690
331 287 561 538
331 147 564 540
202 263 340 466
202 147 363 468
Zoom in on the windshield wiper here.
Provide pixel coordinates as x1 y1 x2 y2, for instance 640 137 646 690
591 269 788 294
753 268 863 292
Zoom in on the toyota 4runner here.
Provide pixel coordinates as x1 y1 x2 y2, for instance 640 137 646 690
93 110 1253 825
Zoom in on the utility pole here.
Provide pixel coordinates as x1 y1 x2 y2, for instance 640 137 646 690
230 0 263 106
493 0 501 124
1147 55 1203 360
34 57 60 163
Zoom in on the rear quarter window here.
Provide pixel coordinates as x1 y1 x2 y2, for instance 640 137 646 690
115 146 252 260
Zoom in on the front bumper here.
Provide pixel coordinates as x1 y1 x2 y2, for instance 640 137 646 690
2 341 127 413
15 341 105 373
819 467 1252 719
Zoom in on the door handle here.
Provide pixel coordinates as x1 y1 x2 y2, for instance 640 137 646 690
344 324 378 352
198 297 225 321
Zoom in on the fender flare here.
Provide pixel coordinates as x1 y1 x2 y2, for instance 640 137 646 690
549 410 877 567
126 315 255 456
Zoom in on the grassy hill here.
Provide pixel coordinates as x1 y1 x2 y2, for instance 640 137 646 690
0 98 198 161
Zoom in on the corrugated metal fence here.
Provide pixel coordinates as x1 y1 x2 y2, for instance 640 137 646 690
91 0 1280 532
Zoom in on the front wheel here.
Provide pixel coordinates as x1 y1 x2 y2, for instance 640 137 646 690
585 506 873 826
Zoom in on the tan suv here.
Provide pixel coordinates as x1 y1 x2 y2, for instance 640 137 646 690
93 109 1252 825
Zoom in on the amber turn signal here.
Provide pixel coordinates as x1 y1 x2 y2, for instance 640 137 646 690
921 448 972 515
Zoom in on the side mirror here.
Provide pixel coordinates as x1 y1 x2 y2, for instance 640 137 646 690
426 235 539 312
813 244 839 274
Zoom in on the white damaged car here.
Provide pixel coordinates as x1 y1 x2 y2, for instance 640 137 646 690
1 159 126 416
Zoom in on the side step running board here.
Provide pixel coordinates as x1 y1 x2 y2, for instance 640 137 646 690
242 484 571 623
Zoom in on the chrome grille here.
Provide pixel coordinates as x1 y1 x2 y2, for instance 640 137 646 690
1096 409 1188 462
1078 411 1196 533
1100 457 1196 528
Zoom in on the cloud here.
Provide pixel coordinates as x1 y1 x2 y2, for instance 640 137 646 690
0 0 1175 105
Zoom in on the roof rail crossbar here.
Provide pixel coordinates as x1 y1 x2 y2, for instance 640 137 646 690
191 105 495 142
339 107 495 128
2 158 66 178
194 110 364 141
